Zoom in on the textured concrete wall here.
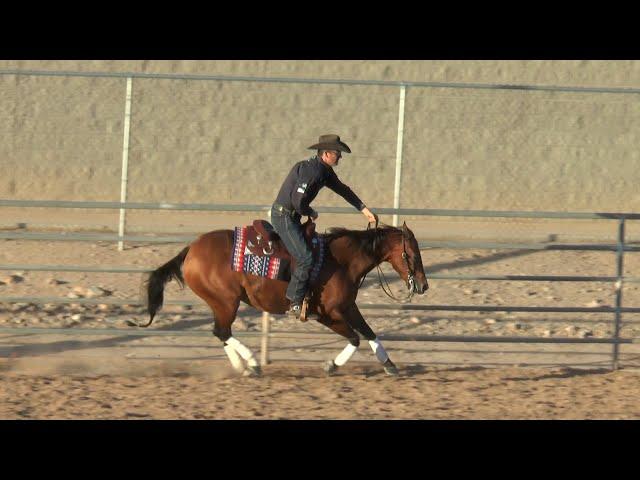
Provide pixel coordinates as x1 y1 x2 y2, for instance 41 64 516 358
1 60 639 217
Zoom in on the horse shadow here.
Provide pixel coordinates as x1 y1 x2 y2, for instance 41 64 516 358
397 364 615 380
0 315 217 359
501 367 612 381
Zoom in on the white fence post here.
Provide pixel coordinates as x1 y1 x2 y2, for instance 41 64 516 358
118 77 133 251
260 207 272 366
260 312 271 367
392 85 407 227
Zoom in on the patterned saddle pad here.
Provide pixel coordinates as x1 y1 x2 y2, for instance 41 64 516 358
231 226 325 282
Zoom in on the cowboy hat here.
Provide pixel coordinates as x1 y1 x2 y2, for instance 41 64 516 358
307 134 351 153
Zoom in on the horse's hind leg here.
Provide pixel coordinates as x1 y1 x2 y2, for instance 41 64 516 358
345 303 399 376
208 300 261 377
318 311 361 376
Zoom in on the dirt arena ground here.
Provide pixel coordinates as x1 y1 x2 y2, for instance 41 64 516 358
4 363 640 420
2 222 640 419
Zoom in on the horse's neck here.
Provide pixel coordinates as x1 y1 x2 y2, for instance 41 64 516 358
329 233 388 282
349 251 378 282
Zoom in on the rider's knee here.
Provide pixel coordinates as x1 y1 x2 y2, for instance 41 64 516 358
298 250 313 268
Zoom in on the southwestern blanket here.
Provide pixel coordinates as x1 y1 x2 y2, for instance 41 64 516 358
231 226 324 283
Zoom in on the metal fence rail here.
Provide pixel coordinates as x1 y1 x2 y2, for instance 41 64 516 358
4 264 640 283
0 327 635 344
3 294 640 314
1 201 639 368
3 69 640 95
3 199 640 219
5 230 640 254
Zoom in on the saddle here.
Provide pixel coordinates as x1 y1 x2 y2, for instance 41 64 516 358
244 218 323 322
245 217 318 265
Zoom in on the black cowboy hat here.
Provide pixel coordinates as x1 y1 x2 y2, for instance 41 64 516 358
307 134 352 153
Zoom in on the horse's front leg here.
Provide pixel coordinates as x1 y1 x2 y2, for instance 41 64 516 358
345 303 399 376
318 310 361 375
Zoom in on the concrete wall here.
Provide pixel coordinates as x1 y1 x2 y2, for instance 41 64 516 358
1 61 639 237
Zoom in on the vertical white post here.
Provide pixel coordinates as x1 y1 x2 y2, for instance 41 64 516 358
118 77 133 251
392 85 407 227
260 312 270 367
260 206 272 366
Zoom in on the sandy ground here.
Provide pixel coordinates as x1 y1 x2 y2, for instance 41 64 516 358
2 219 640 419
3 362 640 420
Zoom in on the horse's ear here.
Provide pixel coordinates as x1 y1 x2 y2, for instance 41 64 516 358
402 221 410 238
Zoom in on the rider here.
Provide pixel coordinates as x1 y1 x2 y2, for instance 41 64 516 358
271 134 378 318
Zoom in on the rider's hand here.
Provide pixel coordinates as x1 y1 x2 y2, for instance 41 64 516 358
362 207 378 225
310 209 319 221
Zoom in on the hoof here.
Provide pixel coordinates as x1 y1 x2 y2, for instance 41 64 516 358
243 365 262 377
383 360 399 376
323 360 338 375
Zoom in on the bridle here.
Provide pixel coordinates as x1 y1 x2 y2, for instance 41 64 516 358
358 220 416 303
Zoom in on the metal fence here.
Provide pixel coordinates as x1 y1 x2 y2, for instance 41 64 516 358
1 199 639 369
2 70 640 369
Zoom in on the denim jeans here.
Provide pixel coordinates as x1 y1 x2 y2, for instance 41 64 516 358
270 207 314 304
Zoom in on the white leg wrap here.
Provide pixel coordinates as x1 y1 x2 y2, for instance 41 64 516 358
224 344 245 372
334 343 358 367
226 337 259 368
368 338 389 364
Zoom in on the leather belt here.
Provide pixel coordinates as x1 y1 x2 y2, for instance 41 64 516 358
272 203 297 217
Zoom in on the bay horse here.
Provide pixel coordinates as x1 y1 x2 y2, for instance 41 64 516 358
138 220 429 376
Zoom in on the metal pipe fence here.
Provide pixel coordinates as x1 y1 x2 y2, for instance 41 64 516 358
2 69 640 369
1 199 639 369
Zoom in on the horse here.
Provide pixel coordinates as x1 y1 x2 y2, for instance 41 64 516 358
137 220 429 377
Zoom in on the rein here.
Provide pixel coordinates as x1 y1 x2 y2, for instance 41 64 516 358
358 220 415 303
356 221 376 289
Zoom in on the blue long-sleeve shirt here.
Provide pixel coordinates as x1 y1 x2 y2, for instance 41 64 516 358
274 156 365 217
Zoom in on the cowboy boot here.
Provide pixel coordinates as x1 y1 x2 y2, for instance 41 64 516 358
286 302 302 319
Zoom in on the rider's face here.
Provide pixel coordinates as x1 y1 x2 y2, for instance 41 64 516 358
323 150 341 166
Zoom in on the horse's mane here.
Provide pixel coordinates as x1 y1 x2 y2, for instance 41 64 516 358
323 223 401 258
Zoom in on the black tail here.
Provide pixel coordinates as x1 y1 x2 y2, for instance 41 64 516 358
130 246 190 328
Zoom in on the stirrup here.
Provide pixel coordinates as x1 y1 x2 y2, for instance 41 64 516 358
287 303 302 318
299 296 319 322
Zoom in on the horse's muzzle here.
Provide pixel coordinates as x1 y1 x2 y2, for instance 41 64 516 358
414 279 428 294
408 275 428 294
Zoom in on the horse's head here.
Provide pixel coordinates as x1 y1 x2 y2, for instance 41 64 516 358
383 222 429 295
